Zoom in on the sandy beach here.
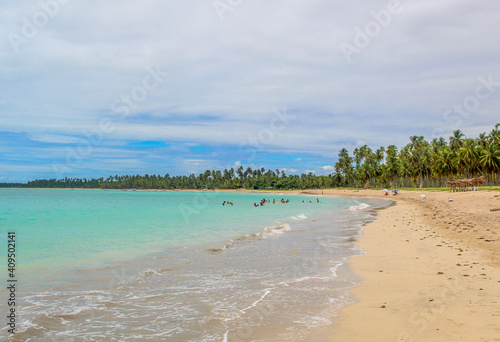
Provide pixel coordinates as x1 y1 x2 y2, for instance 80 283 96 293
12 187 498 340
300 189 500 341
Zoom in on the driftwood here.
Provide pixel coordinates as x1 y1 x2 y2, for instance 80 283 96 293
490 208 500 212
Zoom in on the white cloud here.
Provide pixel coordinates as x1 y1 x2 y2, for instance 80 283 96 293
320 165 335 172
1 0 500 181
30 134 86 145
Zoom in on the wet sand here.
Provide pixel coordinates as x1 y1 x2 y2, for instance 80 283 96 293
301 189 500 341
19 187 499 340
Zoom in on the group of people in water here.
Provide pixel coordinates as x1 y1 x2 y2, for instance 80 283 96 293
222 197 321 207
253 198 289 207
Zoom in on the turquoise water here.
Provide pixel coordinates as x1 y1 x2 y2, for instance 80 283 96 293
0 189 390 341
1 189 342 282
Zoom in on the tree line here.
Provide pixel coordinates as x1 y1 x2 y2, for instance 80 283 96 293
1 123 499 190
334 124 499 188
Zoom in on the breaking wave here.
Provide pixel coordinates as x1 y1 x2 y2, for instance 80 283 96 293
348 202 370 212
207 224 291 253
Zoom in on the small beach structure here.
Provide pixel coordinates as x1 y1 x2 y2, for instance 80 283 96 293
445 176 485 192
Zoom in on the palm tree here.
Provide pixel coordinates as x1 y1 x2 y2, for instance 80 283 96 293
375 147 385 163
244 167 253 179
385 145 400 187
431 137 447 158
336 148 353 186
407 135 429 188
398 154 412 187
489 124 500 147
434 147 455 183
449 130 465 151
237 166 244 179
479 141 500 184
456 138 481 177
477 132 489 148
352 144 373 187
353 147 361 168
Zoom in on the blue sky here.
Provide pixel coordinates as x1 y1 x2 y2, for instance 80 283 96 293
1 0 499 182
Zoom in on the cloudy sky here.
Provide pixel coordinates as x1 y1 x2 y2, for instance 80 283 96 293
1 0 499 182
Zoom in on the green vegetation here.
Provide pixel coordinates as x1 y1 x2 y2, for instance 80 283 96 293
334 124 500 189
1 124 499 190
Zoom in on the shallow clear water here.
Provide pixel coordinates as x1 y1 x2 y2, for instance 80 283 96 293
0 189 390 341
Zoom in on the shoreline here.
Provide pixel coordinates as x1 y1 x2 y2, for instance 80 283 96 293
302 189 499 341
3 187 499 340
2 189 388 341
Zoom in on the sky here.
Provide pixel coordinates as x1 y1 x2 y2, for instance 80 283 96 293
1 0 499 182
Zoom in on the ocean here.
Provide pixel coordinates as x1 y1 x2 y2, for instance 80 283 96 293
0 189 390 341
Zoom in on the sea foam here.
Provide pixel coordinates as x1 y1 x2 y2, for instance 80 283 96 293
348 202 370 212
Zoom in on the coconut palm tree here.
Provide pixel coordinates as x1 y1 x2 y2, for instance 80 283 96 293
434 147 455 183
353 147 361 169
477 132 489 148
244 167 252 179
479 141 500 184
336 148 354 186
449 130 465 151
489 124 500 146
456 138 481 177
385 145 400 187
398 155 413 187
236 166 243 178
407 135 429 188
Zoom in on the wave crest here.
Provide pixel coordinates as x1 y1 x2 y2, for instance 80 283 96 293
348 202 370 212
207 224 291 253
